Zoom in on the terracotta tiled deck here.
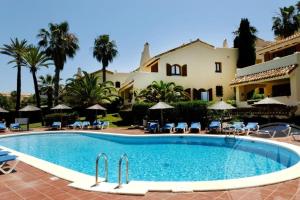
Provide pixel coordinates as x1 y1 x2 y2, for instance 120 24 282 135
1 128 300 199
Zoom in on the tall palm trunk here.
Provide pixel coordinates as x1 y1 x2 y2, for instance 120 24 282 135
102 65 106 83
31 70 41 108
54 67 60 105
32 71 44 126
47 88 53 109
16 62 21 111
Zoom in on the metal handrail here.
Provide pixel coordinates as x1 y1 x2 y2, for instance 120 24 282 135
95 153 108 185
117 153 129 188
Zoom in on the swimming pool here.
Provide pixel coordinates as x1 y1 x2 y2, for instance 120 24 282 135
0 132 299 184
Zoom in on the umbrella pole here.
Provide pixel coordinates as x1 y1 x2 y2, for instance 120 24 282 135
161 109 163 128
60 109 62 130
220 111 223 134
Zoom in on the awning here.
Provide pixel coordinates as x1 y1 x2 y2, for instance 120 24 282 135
231 64 297 86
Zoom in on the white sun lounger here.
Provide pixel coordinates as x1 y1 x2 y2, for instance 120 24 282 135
0 155 19 174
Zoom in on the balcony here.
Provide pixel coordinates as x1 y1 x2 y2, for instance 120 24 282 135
236 52 300 77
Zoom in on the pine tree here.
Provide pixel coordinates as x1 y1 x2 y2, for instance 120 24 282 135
233 18 257 68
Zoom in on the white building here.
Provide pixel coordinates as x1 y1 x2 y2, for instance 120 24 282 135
92 39 238 105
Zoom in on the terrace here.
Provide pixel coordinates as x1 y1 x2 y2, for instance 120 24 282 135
0 128 300 200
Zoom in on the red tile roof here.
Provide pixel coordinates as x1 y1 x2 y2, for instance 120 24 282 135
231 64 297 86
258 32 300 51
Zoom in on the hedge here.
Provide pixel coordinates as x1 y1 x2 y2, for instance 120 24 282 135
121 100 209 127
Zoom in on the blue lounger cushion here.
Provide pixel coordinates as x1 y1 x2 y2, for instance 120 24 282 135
209 121 221 129
52 122 61 129
0 123 6 130
82 121 90 127
0 151 9 156
190 122 201 132
163 123 174 129
0 155 17 163
70 121 82 127
190 122 201 129
10 123 20 130
175 122 188 132
147 122 159 133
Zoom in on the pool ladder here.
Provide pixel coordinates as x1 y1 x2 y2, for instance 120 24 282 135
95 153 108 185
116 153 129 188
94 153 129 189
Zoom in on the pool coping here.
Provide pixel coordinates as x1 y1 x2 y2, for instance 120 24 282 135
1 130 300 195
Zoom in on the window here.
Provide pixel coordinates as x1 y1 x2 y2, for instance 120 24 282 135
216 86 223 97
115 81 120 88
215 62 222 73
272 83 291 97
171 65 181 75
201 91 209 101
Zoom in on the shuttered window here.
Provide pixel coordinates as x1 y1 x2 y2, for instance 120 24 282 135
166 64 187 76
151 63 158 72
182 64 187 76
166 64 172 76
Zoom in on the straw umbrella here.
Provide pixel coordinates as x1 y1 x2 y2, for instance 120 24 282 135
19 105 41 130
86 104 107 121
253 97 286 121
0 107 9 124
149 102 174 126
0 106 8 115
0 107 8 113
19 105 41 112
253 97 285 106
208 100 236 133
51 104 72 127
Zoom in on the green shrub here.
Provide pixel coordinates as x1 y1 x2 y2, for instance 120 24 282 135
44 112 78 126
251 93 264 100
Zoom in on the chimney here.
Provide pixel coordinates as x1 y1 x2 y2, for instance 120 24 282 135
77 67 82 77
140 42 150 67
223 39 228 48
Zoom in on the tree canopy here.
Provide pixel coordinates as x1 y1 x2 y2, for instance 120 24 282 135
38 21 79 105
64 71 118 107
272 5 300 38
93 34 118 82
136 80 190 103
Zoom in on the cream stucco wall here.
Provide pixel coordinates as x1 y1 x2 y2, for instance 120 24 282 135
93 71 129 89
124 41 238 101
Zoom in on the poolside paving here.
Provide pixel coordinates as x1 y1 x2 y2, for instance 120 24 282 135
1 128 300 199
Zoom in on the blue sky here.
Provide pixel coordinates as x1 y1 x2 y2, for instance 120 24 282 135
0 0 298 93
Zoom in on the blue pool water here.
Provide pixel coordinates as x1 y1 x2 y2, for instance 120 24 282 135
0 133 299 183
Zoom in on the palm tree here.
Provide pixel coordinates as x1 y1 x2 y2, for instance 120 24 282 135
64 71 118 107
136 80 190 103
93 35 118 82
272 6 300 38
37 21 79 105
39 74 55 109
0 38 27 111
22 46 52 108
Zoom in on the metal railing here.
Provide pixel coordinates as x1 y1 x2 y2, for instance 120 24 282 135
116 153 129 188
95 153 108 186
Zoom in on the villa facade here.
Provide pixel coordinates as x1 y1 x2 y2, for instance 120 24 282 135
231 33 300 115
92 39 238 105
